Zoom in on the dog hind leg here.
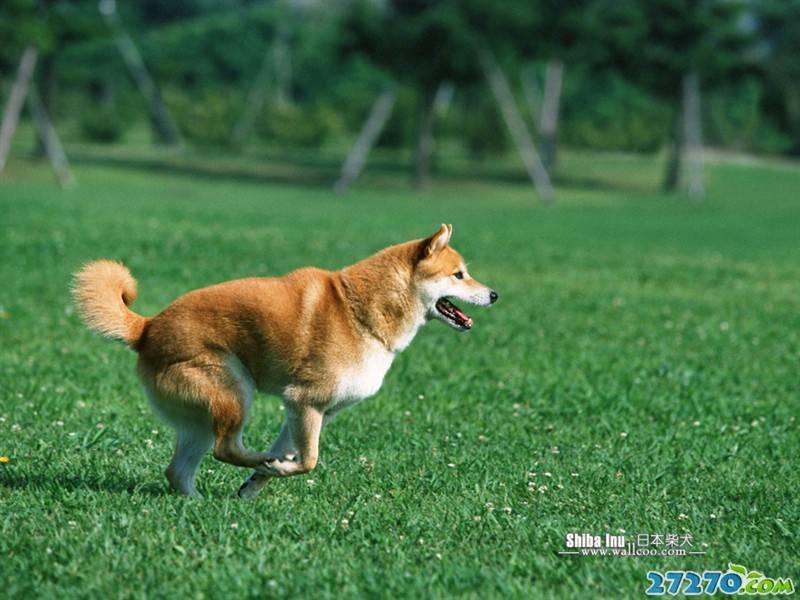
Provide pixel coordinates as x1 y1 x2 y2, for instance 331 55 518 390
210 385 273 468
166 422 214 497
140 355 269 492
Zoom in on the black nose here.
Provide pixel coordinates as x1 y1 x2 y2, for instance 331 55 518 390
489 290 498 304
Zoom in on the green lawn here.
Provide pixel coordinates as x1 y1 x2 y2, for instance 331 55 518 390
1 154 798 598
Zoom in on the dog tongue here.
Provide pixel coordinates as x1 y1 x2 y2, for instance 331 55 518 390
451 303 473 328
453 305 468 322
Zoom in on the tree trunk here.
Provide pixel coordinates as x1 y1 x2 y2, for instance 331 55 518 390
414 86 437 189
28 85 74 188
116 31 180 145
232 46 273 147
146 85 180 146
520 67 542 127
273 25 291 108
784 83 800 153
334 87 396 194
101 4 180 146
682 73 704 200
539 59 563 173
662 110 682 192
480 51 553 203
33 53 60 158
663 74 704 196
433 81 455 118
0 46 38 174
99 79 115 109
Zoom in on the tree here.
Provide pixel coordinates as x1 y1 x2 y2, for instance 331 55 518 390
0 0 76 183
0 0 49 71
338 0 558 198
0 1 52 169
506 1 594 171
232 1 302 147
334 86 397 193
480 51 553 202
100 0 182 145
0 47 38 173
586 0 751 193
22 1 107 156
754 0 800 154
339 0 483 188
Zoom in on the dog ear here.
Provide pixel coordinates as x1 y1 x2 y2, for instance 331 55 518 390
423 223 452 257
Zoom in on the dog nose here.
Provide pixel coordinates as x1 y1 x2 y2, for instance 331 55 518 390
489 290 498 304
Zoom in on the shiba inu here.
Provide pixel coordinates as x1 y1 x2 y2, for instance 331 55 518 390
72 224 497 499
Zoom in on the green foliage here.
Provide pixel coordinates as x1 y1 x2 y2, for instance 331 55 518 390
706 78 763 150
704 78 793 154
754 0 800 153
125 0 263 27
79 105 125 143
561 73 672 153
339 0 484 91
587 0 752 98
0 0 53 68
57 4 279 95
165 88 241 146
324 57 393 133
374 87 418 149
257 102 347 148
445 85 509 158
0 0 106 72
755 0 800 82
139 6 275 88
1 158 799 597
20 0 796 159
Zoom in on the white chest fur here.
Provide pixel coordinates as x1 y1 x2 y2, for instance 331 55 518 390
333 340 395 404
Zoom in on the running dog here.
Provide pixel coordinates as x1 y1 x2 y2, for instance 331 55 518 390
72 224 497 498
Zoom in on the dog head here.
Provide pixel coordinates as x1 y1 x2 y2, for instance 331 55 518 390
413 224 497 331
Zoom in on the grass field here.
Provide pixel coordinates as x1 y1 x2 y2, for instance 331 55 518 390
1 153 799 598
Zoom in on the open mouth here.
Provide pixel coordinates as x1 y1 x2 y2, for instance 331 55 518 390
435 298 473 330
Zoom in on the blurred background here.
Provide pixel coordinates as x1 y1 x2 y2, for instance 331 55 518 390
2 0 799 195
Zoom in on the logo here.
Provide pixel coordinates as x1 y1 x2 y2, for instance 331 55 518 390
558 531 706 558
645 564 794 596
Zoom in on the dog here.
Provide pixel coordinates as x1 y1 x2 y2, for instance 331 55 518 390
72 224 497 498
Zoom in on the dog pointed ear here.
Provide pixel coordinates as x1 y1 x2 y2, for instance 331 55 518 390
423 223 452 257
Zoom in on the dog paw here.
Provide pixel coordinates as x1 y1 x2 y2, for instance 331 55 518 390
237 475 266 500
254 459 281 477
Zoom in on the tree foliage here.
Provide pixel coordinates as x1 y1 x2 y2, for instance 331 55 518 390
3 0 795 158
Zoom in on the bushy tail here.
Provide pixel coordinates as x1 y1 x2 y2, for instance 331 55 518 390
72 260 146 346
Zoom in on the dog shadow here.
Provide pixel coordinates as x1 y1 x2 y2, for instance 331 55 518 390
0 470 167 497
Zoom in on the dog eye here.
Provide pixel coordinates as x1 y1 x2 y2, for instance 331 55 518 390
454 271 464 280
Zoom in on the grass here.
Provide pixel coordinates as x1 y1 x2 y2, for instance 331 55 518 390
1 152 799 598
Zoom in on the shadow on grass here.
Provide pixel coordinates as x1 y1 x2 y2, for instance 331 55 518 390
66 149 651 193
70 152 338 188
0 469 167 497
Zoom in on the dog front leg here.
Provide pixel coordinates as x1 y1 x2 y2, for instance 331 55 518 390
237 406 323 498
260 406 323 475
237 421 295 499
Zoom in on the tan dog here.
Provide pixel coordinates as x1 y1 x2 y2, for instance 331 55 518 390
72 224 497 498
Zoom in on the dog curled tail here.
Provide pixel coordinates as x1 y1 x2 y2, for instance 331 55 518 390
72 260 146 346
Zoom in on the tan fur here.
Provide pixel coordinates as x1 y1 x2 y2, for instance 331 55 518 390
71 225 496 498
72 260 146 344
